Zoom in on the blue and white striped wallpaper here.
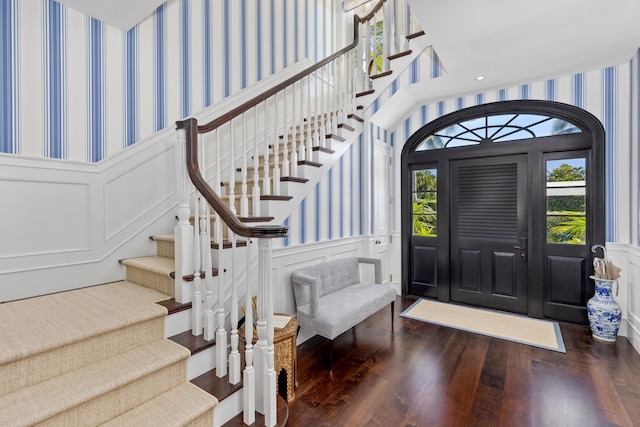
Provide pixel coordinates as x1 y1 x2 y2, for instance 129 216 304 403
370 49 634 244
1 0 338 161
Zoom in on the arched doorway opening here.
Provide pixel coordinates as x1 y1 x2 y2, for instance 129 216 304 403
400 100 605 324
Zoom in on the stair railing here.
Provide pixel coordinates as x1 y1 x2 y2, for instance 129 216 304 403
173 0 427 424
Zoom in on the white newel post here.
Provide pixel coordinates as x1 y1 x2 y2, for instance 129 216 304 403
228 232 241 385
192 195 203 336
254 238 276 425
263 237 276 427
243 237 256 425
174 127 194 304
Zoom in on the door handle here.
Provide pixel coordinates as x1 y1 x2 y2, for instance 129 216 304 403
514 243 527 262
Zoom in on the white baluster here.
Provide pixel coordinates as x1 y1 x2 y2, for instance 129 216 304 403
326 63 334 137
306 75 313 159
272 94 281 195
240 113 249 217
290 82 298 178
336 57 343 130
298 77 306 163
192 194 203 336
331 58 343 134
263 101 271 196
281 87 290 178
313 71 321 151
203 198 215 341
357 21 366 93
364 17 372 89
320 65 328 149
372 12 378 77
216 129 227 378
228 232 240 384
383 0 392 69
348 50 355 115
174 126 194 304
229 121 237 215
252 106 261 216
243 237 256 425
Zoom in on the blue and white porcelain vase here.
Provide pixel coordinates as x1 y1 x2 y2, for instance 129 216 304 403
587 275 622 342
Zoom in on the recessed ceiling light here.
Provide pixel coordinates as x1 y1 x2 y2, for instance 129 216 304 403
476 75 485 81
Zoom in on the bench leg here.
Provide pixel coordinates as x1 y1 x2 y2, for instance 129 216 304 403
329 339 334 372
391 301 395 329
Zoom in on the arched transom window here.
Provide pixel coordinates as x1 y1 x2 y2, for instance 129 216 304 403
415 113 582 151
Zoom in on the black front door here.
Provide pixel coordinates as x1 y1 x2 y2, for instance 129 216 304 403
401 100 606 324
450 155 529 314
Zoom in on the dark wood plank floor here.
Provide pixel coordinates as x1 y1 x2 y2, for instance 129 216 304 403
286 297 640 427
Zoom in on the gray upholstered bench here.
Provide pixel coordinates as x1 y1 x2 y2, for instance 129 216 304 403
291 257 396 370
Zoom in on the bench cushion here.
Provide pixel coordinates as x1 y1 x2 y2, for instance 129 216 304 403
296 282 396 340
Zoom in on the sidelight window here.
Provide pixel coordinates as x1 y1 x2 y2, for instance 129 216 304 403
546 158 586 244
412 168 437 236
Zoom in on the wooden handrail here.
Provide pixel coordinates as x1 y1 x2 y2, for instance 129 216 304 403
176 0 386 239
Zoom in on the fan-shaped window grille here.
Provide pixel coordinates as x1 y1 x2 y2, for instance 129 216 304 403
414 114 581 151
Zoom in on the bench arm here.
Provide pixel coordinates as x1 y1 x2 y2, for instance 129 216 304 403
291 271 321 318
357 257 382 284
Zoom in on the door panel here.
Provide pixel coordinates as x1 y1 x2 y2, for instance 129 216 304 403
450 156 528 314
410 245 438 297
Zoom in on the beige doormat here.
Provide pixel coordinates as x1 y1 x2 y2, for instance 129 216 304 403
400 299 566 353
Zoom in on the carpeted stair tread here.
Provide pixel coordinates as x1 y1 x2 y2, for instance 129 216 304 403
0 282 170 395
151 234 175 243
151 235 177 259
121 256 176 295
0 339 190 426
121 256 175 275
100 382 217 427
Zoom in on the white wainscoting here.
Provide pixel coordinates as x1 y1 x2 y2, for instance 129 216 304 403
604 243 640 355
0 129 178 302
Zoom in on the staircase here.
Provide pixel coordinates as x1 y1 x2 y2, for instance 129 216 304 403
0 1 428 425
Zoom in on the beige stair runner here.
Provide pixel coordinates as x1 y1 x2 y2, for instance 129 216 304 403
0 281 217 426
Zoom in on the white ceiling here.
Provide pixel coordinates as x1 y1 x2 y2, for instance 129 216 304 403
409 0 640 98
57 0 165 32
